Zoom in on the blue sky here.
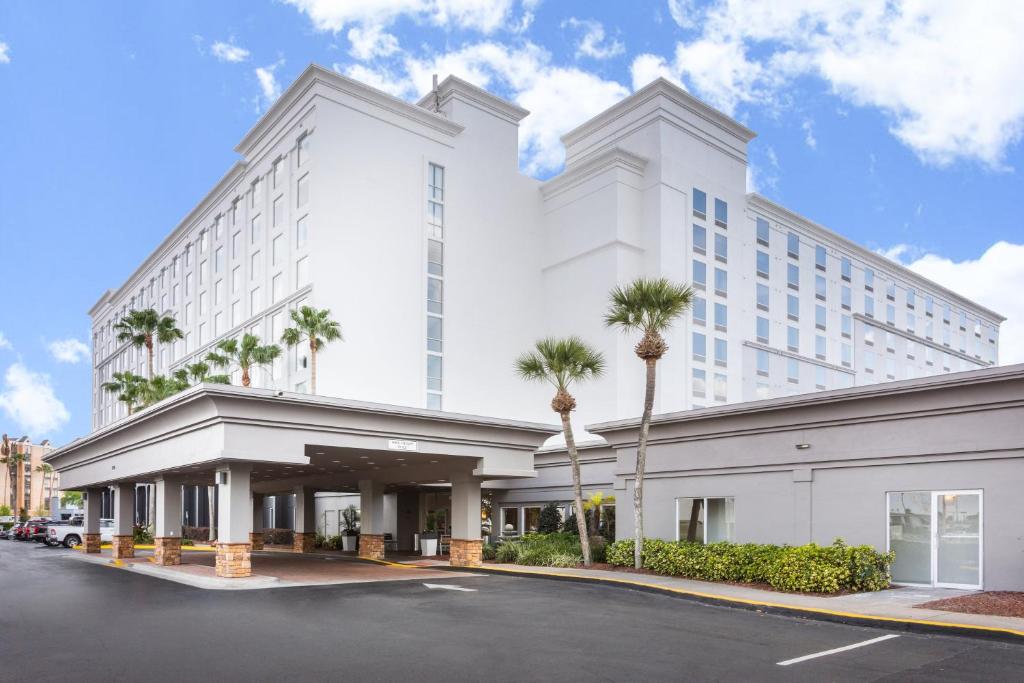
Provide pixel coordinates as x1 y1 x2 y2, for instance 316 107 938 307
1 0 1022 444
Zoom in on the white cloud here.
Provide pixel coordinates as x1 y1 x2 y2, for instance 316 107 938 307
801 118 817 149
347 25 400 60
0 42 9 64
283 0 517 34
0 332 11 351
255 59 285 110
336 63 412 97
211 40 250 63
48 338 90 364
667 0 698 28
635 0 1024 167
562 18 624 60
884 242 1024 364
630 53 681 90
0 363 70 436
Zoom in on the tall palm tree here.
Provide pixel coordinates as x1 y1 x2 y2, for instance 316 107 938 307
34 463 53 511
0 434 11 513
9 449 26 516
605 277 693 569
113 308 184 379
101 371 146 414
516 337 605 566
280 306 342 394
206 334 282 388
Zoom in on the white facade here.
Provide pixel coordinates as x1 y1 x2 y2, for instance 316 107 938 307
90 66 1002 433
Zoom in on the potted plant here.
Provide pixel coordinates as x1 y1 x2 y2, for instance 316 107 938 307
421 510 439 556
341 505 359 551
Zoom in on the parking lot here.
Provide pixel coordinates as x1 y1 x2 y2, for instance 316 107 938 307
3 539 1024 681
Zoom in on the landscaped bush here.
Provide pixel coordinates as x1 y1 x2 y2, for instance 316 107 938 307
262 528 294 546
182 526 211 542
495 532 585 567
133 525 154 544
481 542 497 561
606 538 892 594
537 502 562 534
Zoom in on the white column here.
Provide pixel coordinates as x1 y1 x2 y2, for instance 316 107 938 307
113 482 135 536
450 474 482 541
293 486 315 534
84 487 104 535
154 477 182 538
358 480 385 535
216 463 252 544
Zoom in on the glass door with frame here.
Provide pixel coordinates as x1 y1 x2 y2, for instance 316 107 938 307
934 491 982 589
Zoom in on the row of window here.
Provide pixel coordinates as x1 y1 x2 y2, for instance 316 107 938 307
426 163 445 411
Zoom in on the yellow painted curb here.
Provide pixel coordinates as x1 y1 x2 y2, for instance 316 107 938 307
477 566 1024 640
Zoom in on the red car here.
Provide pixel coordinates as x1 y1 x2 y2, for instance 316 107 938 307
11 522 28 540
17 518 50 541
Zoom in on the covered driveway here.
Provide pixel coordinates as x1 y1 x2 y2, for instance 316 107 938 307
46 384 557 577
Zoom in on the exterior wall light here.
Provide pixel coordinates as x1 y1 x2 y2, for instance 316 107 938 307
795 443 811 450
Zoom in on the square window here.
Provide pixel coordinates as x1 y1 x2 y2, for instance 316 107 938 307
815 245 826 271
692 368 706 398
787 232 800 259
756 349 769 376
787 294 799 321
787 263 799 290
815 334 826 360
427 315 443 352
756 283 769 312
787 326 799 352
841 285 851 310
692 188 707 218
427 276 443 314
756 217 770 246
864 295 875 318
714 198 727 228
714 302 727 332
714 338 727 367
787 358 799 383
713 373 727 401
815 304 826 330
692 332 706 362
427 354 443 392
841 257 851 282
714 268 727 297
756 250 769 278
756 316 769 344
693 224 706 255
692 260 707 289
864 267 875 291
841 314 852 339
815 274 826 301
693 297 706 326
714 233 728 263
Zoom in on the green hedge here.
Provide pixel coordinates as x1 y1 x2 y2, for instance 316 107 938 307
606 538 892 594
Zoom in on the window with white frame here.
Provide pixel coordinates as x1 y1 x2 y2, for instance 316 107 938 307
426 162 445 410
677 497 735 543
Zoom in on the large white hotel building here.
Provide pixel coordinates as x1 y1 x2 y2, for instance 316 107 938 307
90 65 1001 434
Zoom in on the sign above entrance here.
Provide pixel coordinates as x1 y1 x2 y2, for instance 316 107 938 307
387 439 418 452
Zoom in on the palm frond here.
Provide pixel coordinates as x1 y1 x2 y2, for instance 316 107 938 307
515 337 606 391
604 277 694 334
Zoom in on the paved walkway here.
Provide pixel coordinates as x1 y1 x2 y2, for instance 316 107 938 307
472 563 1024 637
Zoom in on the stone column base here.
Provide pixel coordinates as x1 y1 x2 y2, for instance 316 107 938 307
154 537 182 566
215 542 252 578
250 532 265 551
111 535 135 560
358 533 385 560
83 533 102 553
450 539 483 568
293 531 316 554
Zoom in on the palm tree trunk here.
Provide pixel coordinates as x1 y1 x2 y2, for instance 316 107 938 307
634 357 657 569
560 410 592 567
310 339 317 394
242 367 251 387
146 337 154 379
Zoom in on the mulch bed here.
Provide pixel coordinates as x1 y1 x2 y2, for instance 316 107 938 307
917 592 1024 618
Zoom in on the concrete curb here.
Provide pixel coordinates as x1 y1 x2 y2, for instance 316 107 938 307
67 551 285 590
452 565 1024 644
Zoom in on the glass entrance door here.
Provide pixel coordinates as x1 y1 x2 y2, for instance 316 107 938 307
934 491 982 589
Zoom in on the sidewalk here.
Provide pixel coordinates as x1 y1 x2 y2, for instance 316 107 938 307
469 563 1024 640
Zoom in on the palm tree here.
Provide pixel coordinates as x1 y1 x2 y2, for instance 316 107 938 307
34 463 53 511
139 375 186 407
280 306 342 394
0 434 11 513
516 337 605 566
170 362 231 390
583 491 615 536
605 277 693 569
101 371 146 414
113 308 184 379
206 334 282 388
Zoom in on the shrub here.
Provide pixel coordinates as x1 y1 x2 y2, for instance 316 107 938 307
182 526 211 542
180 538 194 546
262 528 294 546
562 511 579 534
606 538 892 594
537 502 562 534
314 532 327 548
133 525 154 544
494 532 584 567
481 543 497 561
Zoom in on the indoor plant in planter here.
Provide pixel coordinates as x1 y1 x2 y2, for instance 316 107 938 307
421 510 439 556
341 505 359 552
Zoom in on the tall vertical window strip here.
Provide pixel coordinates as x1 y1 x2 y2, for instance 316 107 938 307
426 163 445 410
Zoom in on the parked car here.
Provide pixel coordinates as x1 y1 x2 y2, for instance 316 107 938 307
13 522 34 540
3 523 22 540
47 518 115 549
22 518 52 542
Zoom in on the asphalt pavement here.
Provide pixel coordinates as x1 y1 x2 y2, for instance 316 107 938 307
2 539 1023 682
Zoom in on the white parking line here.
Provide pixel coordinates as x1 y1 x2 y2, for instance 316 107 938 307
776 634 900 666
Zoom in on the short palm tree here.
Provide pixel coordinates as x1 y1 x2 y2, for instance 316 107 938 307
206 334 282 388
101 371 147 415
516 337 605 566
605 277 693 569
173 362 231 387
113 308 184 379
280 306 342 394
139 375 186 407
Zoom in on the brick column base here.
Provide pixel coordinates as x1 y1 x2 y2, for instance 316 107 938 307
111 535 135 560
154 537 182 566
249 532 265 551
293 531 316 554
215 542 252 578
83 533 101 553
450 539 483 568
358 534 385 560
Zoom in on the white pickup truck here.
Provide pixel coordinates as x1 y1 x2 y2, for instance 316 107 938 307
46 519 115 548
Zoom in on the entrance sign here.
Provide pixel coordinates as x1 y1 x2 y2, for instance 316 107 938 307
387 439 418 452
